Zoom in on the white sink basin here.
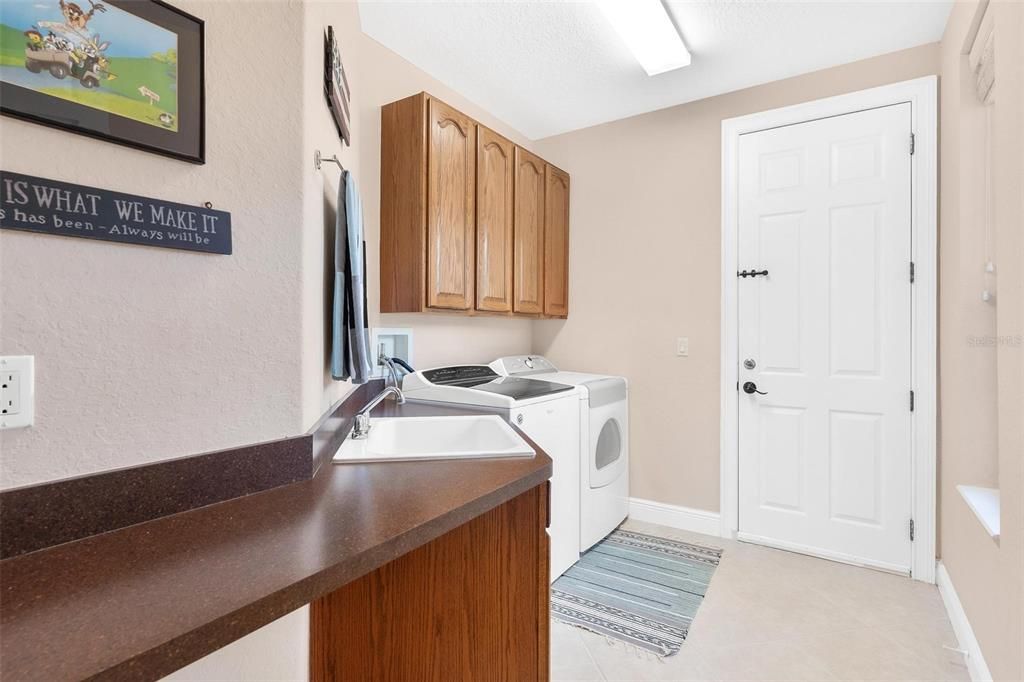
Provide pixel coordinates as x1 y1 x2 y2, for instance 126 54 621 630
332 415 535 464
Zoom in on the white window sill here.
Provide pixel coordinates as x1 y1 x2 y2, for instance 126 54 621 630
957 485 1000 541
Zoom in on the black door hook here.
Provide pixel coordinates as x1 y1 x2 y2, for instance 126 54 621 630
737 269 769 279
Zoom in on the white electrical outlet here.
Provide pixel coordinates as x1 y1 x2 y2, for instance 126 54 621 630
1 356 34 429
2 372 20 413
676 337 689 357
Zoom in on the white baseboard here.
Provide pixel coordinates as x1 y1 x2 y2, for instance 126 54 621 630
628 497 721 537
936 561 993 682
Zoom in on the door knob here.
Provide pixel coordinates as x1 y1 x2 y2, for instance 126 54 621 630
742 381 767 395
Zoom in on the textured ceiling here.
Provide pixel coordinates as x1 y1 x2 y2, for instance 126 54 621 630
358 0 952 140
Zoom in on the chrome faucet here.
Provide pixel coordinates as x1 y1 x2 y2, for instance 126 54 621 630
352 385 405 440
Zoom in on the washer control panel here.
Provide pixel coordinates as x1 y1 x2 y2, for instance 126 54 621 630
493 355 558 376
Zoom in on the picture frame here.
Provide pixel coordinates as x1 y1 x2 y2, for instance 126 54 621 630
0 0 205 164
323 25 350 146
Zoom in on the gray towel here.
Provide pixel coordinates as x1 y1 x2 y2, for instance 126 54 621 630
331 170 372 383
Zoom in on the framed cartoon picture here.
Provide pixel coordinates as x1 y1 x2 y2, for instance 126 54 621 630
0 0 205 163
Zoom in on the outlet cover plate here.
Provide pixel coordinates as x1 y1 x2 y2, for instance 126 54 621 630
370 328 414 378
676 337 689 357
1 355 34 429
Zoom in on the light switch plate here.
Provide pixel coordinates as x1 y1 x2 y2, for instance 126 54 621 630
676 337 689 357
1 355 34 429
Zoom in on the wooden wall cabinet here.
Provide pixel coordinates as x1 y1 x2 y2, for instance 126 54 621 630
426 98 476 310
514 148 546 315
311 483 550 681
381 92 570 318
476 126 515 312
543 165 570 317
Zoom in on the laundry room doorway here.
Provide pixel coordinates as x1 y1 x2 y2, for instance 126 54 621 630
720 77 938 582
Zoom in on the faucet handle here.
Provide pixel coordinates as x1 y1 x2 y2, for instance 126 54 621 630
353 413 371 439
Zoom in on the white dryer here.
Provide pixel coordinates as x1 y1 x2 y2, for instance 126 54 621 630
491 356 629 551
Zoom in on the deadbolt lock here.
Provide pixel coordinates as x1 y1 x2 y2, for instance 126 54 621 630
743 358 756 370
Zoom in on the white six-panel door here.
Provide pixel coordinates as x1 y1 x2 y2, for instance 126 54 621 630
737 104 913 573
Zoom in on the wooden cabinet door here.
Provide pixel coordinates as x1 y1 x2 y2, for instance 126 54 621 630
476 127 514 312
427 97 476 310
311 484 550 682
544 165 570 317
513 147 545 315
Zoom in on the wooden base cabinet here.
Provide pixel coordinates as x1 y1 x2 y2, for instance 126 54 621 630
380 91 569 318
310 484 551 681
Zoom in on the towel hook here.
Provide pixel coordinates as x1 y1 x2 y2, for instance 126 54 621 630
315 149 345 172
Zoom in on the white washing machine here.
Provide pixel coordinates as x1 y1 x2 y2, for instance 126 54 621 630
401 365 581 581
491 356 629 551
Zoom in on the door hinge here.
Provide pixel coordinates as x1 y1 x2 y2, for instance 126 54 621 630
910 390 915 412
910 518 915 541
910 261 915 283
910 133 916 155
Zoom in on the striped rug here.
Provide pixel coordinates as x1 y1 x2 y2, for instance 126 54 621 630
551 528 722 657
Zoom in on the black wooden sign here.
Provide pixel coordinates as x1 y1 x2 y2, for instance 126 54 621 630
0 171 231 254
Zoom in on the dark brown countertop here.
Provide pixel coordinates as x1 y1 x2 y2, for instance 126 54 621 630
0 401 552 681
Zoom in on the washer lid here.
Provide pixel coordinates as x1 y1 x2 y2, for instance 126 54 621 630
421 365 573 400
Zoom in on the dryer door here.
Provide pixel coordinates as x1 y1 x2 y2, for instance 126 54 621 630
590 414 627 488
587 379 628 489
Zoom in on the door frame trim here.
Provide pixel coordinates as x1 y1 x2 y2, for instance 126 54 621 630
719 76 938 583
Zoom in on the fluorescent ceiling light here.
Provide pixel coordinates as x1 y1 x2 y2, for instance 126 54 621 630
597 0 691 76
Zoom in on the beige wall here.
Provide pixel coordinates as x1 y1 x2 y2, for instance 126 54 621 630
0 0 535 489
0 0 308 489
163 606 308 682
533 43 942 513
938 1 1023 680
300 0 536 426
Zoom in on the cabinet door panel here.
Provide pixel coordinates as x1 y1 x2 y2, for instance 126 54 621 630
514 148 545 315
427 98 476 310
310 485 550 681
380 93 428 313
544 165 570 317
476 127 514 312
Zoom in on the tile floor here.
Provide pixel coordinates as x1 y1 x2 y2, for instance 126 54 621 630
551 520 968 682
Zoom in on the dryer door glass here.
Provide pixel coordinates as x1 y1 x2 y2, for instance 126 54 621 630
595 419 622 471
